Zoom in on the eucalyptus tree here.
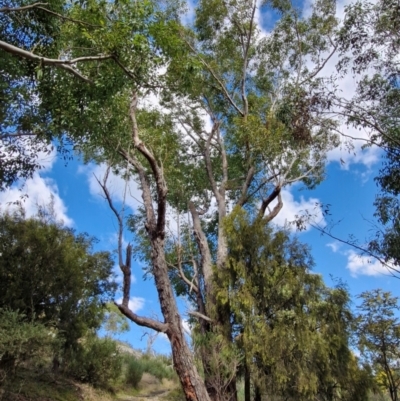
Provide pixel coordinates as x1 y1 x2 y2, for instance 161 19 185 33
356 290 400 401
1 0 344 400
336 0 400 272
0 0 65 189
148 0 340 399
222 208 373 401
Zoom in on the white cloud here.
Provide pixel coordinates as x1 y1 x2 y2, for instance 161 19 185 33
327 241 341 253
0 148 73 226
79 163 142 212
346 250 390 277
327 126 382 170
269 188 325 231
181 0 196 26
116 297 145 313
182 319 192 335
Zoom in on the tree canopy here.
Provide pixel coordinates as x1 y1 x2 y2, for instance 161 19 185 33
0 0 397 400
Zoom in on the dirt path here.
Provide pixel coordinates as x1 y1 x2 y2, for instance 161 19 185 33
116 373 176 401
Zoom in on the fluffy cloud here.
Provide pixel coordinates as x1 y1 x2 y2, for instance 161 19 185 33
116 297 145 313
182 319 192 335
0 147 73 226
269 188 325 231
79 163 142 212
346 250 391 277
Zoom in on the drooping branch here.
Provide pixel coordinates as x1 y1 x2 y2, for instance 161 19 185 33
0 2 102 26
94 166 124 268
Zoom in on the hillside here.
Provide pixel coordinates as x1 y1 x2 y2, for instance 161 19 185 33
0 345 184 401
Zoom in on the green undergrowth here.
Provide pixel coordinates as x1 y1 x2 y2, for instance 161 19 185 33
0 341 179 401
0 368 115 401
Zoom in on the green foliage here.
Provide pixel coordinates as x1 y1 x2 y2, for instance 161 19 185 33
102 303 130 337
139 354 175 382
356 290 400 401
338 0 400 269
0 308 59 382
122 353 175 388
0 210 116 349
221 208 373 401
193 330 241 400
65 335 122 388
0 0 67 190
124 356 144 388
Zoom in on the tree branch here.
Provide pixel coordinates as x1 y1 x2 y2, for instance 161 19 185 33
189 201 213 287
310 223 400 276
264 191 283 223
300 41 338 86
0 2 47 12
183 38 244 117
129 93 167 236
237 166 255 207
188 311 215 323
0 40 93 82
94 166 124 267
116 302 169 333
117 147 157 232
259 185 282 218
240 0 256 116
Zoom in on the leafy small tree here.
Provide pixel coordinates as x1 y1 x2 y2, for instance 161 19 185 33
0 308 59 382
0 210 116 350
102 303 130 338
65 334 122 388
356 290 400 401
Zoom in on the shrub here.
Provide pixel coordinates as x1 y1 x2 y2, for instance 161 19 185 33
65 336 122 388
125 357 144 388
0 309 58 381
140 355 175 381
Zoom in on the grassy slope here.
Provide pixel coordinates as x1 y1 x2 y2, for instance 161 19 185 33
0 362 183 401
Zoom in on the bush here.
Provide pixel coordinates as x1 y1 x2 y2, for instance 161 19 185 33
122 353 175 389
65 336 122 388
0 309 58 382
125 357 144 388
140 355 175 382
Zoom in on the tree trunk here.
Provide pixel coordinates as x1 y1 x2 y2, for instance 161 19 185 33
244 363 251 401
151 237 211 401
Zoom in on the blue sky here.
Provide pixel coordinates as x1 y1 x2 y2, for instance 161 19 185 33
1 0 396 354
